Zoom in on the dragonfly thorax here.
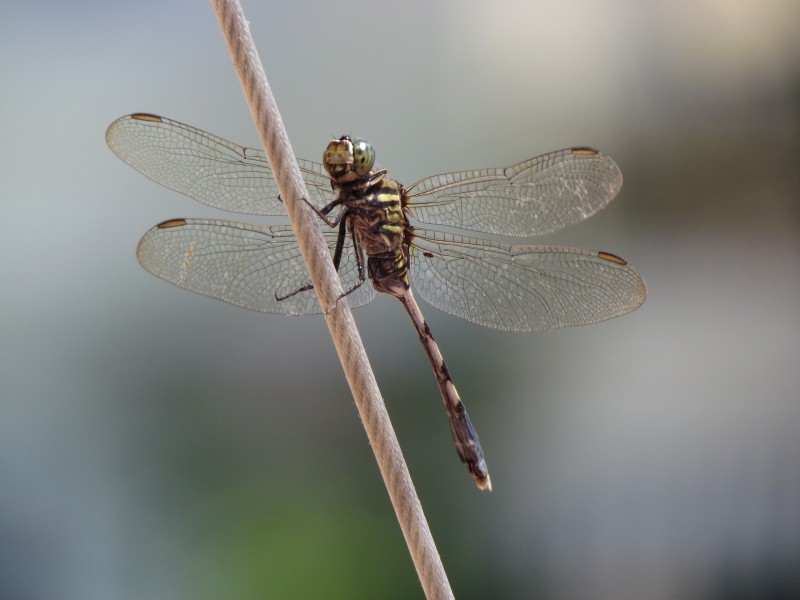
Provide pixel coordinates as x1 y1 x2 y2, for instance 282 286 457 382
323 135 376 183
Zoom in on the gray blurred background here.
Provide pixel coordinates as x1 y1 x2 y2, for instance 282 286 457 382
2 2 798 599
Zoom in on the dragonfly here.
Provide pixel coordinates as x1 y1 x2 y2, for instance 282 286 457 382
106 113 646 491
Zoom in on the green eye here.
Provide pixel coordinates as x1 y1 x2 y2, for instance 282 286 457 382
351 138 375 176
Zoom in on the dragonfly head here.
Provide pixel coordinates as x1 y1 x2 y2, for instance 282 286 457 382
323 135 376 183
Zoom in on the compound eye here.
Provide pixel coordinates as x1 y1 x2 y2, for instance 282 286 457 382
351 138 375 176
323 138 355 179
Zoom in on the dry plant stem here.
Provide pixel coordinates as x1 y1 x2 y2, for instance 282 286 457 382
210 1 454 598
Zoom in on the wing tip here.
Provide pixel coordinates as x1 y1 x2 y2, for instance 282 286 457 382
156 218 188 229
130 113 163 123
597 250 627 265
571 146 600 156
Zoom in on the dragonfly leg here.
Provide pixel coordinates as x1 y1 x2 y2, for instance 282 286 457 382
325 219 369 314
305 196 345 228
274 283 314 302
397 289 492 490
275 215 349 303
275 215 367 309
278 194 345 227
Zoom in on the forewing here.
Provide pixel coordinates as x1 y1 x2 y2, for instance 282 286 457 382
409 228 645 332
106 114 335 215
137 218 375 315
407 147 622 237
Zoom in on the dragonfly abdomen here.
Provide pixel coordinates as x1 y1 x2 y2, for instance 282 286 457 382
367 252 410 296
397 289 491 490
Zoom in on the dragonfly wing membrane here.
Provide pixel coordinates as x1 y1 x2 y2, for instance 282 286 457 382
409 229 645 332
106 114 335 215
407 147 622 237
137 218 375 315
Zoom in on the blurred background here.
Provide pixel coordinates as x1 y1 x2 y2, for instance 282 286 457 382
1 1 798 598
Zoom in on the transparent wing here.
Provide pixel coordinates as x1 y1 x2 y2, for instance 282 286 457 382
409 228 645 332
406 147 623 237
136 218 375 315
106 114 335 215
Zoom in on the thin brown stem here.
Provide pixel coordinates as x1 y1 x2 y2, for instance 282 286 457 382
209 1 454 598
